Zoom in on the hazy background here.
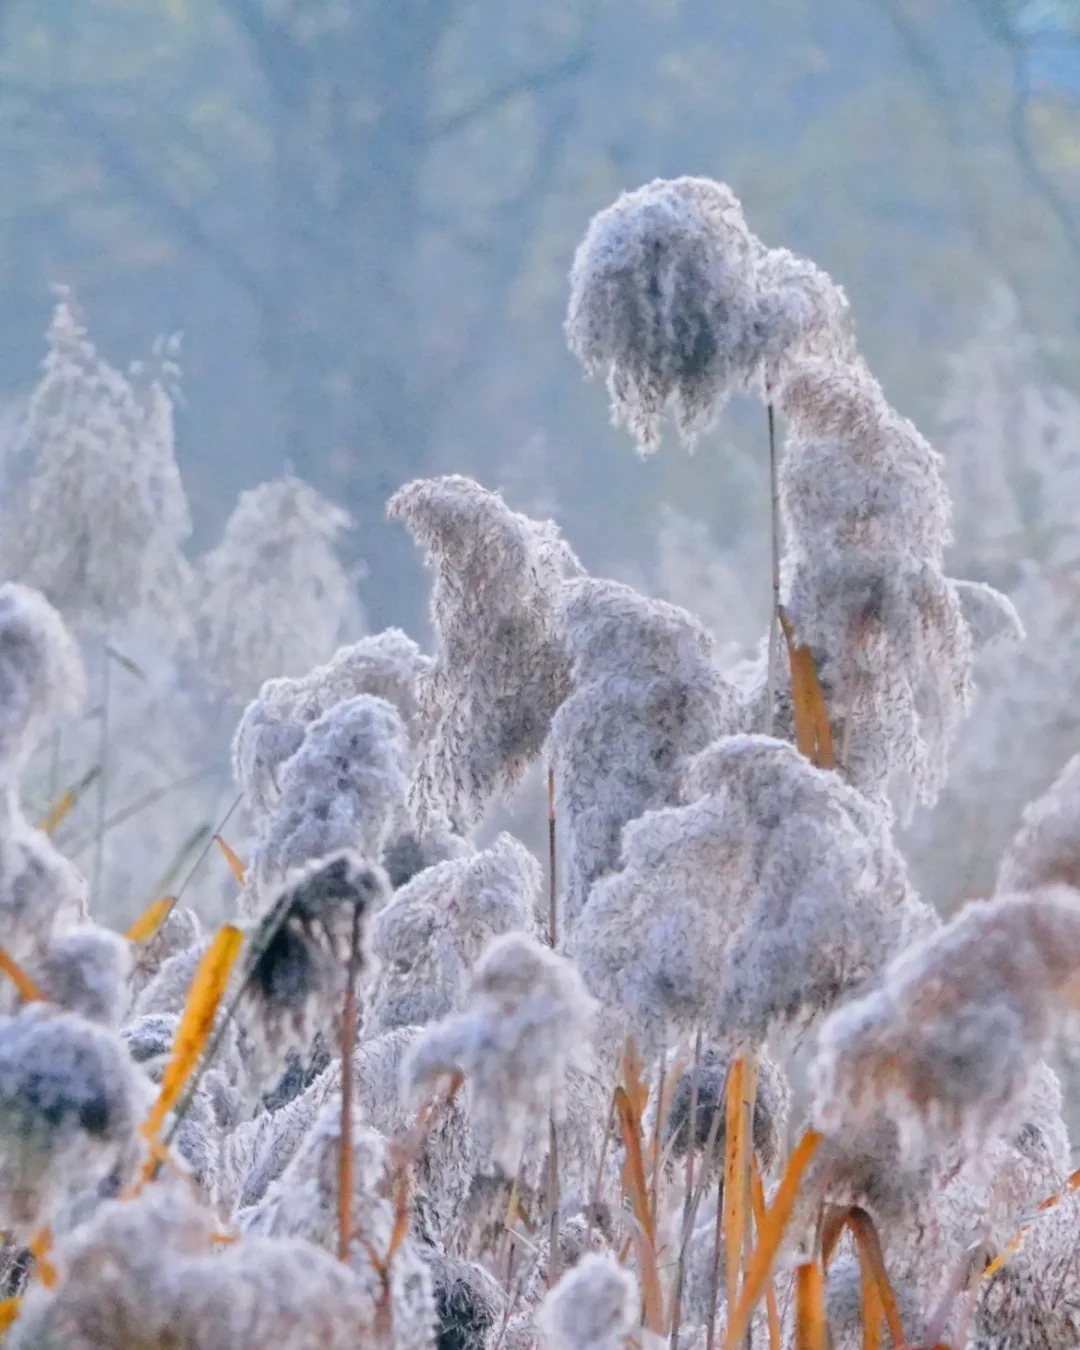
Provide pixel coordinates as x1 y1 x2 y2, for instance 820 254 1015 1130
3 0 1080 919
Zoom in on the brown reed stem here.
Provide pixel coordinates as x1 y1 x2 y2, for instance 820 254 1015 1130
669 1027 703 1350
764 397 781 738
337 903 363 1261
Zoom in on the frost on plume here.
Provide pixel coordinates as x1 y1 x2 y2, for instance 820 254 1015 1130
404 932 595 1174
997 751 1080 893
389 475 581 832
812 886 1080 1160
1 294 193 628
778 359 973 816
574 734 916 1051
366 831 540 1035
550 577 740 932
232 627 429 821
199 474 363 701
565 175 852 453
245 694 407 912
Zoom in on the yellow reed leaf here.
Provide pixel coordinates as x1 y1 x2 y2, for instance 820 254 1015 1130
750 1157 782 1350
860 1256 883 1350
780 610 835 769
724 1129 823 1350
845 1208 905 1349
613 1084 665 1333
214 835 247 885
125 896 174 944
141 924 243 1142
795 1260 828 1350
0 1297 22 1334
28 1227 56 1289
724 1056 756 1313
0 948 43 1003
37 765 101 836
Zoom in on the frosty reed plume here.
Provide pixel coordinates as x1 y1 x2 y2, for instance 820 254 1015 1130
2 185 1080 1350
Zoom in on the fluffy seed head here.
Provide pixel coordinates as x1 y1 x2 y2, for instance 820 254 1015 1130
0 1005 147 1234
573 734 915 1051
0 295 193 629
0 584 84 775
199 474 362 701
404 933 595 1173
997 753 1080 893
812 886 1080 1160
389 475 580 832
245 851 387 1060
247 694 408 911
566 177 853 452
366 832 540 1035
778 359 972 815
551 577 740 930
536 1252 638 1350
232 628 429 820
35 926 131 1027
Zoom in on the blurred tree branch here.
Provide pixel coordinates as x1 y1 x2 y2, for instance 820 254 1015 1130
969 0 1080 265
874 0 1042 330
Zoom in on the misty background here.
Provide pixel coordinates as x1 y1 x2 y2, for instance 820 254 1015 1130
2 0 1080 922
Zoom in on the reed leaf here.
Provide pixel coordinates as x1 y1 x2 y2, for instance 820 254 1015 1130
750 1156 782 1350
214 834 247 885
795 1260 828 1350
37 764 102 836
125 896 174 944
0 949 43 1003
141 924 244 1142
724 1129 823 1350
780 609 835 769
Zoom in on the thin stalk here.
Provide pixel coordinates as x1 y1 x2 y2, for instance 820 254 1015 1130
651 1048 668 1235
160 791 242 926
546 763 560 1284
669 1028 703 1350
91 634 111 906
764 398 781 737
706 1161 726 1350
547 1104 561 1288
337 904 364 1261
547 764 557 947
586 1082 618 1255
67 766 216 856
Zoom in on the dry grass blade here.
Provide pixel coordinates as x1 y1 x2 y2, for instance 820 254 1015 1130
614 1083 665 1332
860 1257 883 1350
27 1228 56 1290
670 1031 703 1350
0 949 44 1004
0 1297 22 1334
724 1056 758 1316
845 1208 904 1348
141 924 244 1142
125 896 174 944
724 1130 823 1350
214 834 247 885
750 1157 782 1350
795 1260 828 1350
779 609 835 769
105 643 147 681
337 905 363 1262
37 764 101 836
